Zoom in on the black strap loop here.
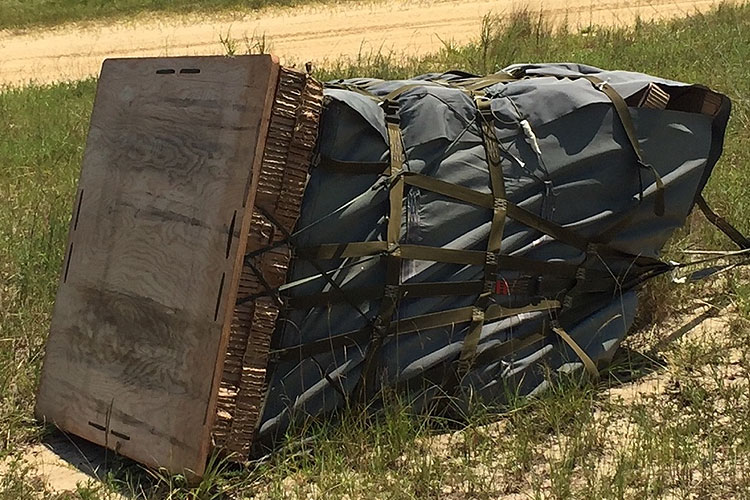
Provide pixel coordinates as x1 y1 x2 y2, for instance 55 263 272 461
696 194 750 250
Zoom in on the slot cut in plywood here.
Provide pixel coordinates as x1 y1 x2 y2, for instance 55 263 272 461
35 55 281 477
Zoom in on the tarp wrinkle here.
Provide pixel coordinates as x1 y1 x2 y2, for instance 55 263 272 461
253 64 730 451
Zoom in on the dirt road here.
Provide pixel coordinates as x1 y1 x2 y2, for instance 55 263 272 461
0 0 725 87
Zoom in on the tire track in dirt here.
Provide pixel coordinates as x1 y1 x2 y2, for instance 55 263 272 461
0 0 728 86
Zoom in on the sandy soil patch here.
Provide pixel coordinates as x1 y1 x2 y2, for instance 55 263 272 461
1 432 128 497
0 0 730 87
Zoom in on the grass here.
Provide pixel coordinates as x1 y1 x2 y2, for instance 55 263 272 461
1 3 749 498
0 0 353 31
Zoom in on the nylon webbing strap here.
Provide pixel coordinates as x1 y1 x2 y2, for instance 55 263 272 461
461 73 517 91
382 82 442 102
280 260 612 311
399 244 587 276
316 156 389 175
696 194 750 250
355 98 406 400
561 243 598 311
456 97 508 376
296 241 598 277
270 301 561 361
402 172 589 251
287 280 484 309
296 241 388 260
403 172 491 207
551 320 599 378
583 75 665 217
253 205 376 329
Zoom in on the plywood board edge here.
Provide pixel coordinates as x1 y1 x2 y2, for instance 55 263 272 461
196 55 282 476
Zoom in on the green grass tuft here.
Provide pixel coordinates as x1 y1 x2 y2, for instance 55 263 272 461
0 0 357 31
1 4 749 499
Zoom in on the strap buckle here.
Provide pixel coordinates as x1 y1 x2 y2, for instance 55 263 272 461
380 99 400 123
474 95 492 111
493 197 508 212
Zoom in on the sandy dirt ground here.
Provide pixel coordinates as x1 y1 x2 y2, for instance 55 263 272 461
0 433 127 498
3 303 735 496
0 0 728 87
0 1 735 495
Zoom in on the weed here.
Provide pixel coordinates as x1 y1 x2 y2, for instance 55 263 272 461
0 0 356 31
1 4 749 499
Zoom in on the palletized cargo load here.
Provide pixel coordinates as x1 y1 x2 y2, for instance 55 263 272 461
250 63 743 450
36 57 746 476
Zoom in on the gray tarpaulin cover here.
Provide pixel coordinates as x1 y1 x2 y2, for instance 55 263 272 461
253 63 730 448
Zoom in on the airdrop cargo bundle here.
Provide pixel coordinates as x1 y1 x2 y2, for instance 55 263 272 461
35 56 746 476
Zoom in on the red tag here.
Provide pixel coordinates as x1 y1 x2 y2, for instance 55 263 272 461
495 279 510 295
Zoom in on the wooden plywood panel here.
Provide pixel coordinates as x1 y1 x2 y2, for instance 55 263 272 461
35 55 280 476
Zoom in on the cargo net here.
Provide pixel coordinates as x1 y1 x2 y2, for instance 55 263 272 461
212 67 323 457
265 73 681 398
255 70 746 425
215 66 749 457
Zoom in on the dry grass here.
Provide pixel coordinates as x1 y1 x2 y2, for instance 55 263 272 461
1 4 749 499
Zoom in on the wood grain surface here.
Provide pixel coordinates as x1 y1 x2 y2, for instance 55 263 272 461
35 55 279 476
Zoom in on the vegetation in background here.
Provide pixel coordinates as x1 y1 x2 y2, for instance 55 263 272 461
1 3 749 498
0 0 350 31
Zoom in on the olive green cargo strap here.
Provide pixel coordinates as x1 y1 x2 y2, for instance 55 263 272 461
582 75 665 217
399 245 613 281
459 72 517 91
404 172 668 265
328 81 450 104
270 300 560 362
456 97 509 376
383 73 516 95
325 75 515 109
295 241 605 280
295 241 389 260
550 320 599 378
263 264 613 311
402 172 589 251
403 172 491 206
316 155 389 175
355 99 406 400
695 194 750 250
295 198 600 260
250 204 376 329
381 82 449 102
284 275 606 309
287 280 485 309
